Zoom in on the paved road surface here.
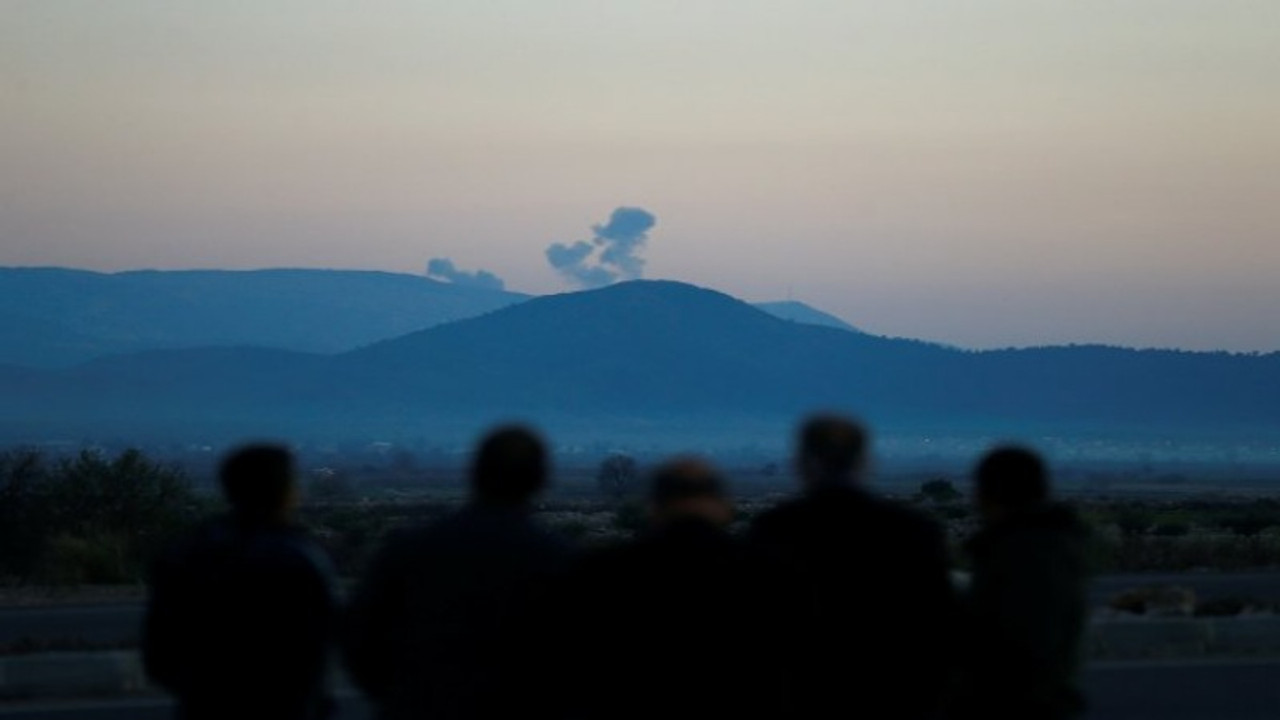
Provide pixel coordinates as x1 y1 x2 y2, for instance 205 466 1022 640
0 694 367 720
0 605 141 650
5 572 1279 648
2 659 1278 719
1089 572 1280 609
1083 658 1280 720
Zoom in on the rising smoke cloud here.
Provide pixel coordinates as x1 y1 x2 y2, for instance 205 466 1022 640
545 207 656 288
426 258 506 291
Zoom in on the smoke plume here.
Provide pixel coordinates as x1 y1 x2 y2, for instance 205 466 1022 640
545 207 656 288
426 258 506 291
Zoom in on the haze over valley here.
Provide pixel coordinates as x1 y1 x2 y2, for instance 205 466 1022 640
1 267 1276 471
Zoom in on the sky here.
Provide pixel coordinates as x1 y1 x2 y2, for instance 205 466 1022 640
2 2 1278 352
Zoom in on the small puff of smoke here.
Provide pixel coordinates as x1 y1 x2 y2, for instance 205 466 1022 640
545 207 656 288
426 258 506 291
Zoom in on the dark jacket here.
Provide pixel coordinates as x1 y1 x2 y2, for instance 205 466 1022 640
562 517 798 720
749 484 958 720
142 517 339 720
955 502 1091 720
342 503 573 720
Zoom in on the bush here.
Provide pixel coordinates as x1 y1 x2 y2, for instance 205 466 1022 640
1110 506 1153 537
0 447 200 585
1213 507 1277 537
1195 596 1275 617
612 500 648 536
43 533 131 586
596 454 639 502
0 449 52 579
1092 531 1280 572
1150 511 1192 537
919 479 961 504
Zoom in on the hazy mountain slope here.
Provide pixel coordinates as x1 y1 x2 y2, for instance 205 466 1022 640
0 266 867 369
1 280 1276 442
345 281 951 416
754 300 861 332
967 345 1280 427
0 267 527 367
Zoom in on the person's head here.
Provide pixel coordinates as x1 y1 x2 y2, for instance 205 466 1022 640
471 425 548 506
795 414 868 490
648 457 733 528
973 445 1050 522
220 444 297 526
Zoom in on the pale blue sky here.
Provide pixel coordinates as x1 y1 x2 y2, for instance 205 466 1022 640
3 2 1278 350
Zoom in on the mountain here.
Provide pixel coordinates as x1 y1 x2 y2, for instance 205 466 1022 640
1 280 1277 446
1 267 871 369
340 281 958 419
753 301 861 332
0 267 527 367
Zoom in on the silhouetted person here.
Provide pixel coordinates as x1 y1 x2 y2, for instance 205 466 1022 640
748 415 957 720
953 446 1090 720
143 444 338 720
342 425 573 720
562 458 797 720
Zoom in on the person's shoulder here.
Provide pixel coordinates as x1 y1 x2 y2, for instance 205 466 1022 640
380 506 574 565
997 502 1091 558
874 496 949 547
984 502 1086 540
419 504 530 539
1040 501 1088 534
153 517 233 569
282 528 338 573
246 526 336 581
369 508 467 557
749 497 809 533
870 494 942 529
749 491 876 543
487 506 578 557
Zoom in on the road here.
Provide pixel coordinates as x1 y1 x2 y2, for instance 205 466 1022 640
1088 571 1280 610
1082 658 1280 719
1 659 1277 719
0 605 141 651
5 572 1279 649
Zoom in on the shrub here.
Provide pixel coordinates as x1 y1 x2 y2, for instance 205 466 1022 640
0 447 200 585
612 500 648 536
0 449 52 579
596 454 639 502
42 533 131 586
1150 521 1190 537
919 479 961 504
1213 507 1277 537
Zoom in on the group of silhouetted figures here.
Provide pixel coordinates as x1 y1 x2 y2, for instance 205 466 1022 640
142 414 1091 720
